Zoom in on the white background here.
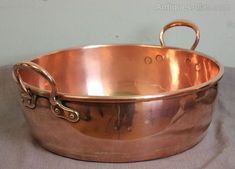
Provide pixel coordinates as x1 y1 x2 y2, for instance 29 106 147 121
0 0 235 67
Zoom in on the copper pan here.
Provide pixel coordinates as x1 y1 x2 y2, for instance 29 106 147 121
13 20 224 162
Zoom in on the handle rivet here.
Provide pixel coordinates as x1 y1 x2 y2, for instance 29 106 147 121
185 58 191 63
54 108 60 113
156 55 164 61
144 56 153 64
69 113 75 119
195 63 201 71
27 100 31 104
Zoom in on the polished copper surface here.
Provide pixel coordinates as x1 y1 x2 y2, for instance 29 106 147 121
13 20 224 162
18 45 221 101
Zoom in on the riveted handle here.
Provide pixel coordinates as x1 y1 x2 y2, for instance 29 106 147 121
13 62 80 122
159 20 200 50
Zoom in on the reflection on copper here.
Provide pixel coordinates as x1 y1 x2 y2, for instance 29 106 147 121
168 50 179 90
202 58 209 81
191 53 200 85
84 52 105 96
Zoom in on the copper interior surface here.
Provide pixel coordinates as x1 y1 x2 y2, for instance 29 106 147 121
19 45 220 99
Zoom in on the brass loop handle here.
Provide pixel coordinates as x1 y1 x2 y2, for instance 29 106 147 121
13 62 57 99
159 20 200 50
13 62 80 122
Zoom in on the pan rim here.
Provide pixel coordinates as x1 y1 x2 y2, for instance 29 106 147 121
21 44 224 102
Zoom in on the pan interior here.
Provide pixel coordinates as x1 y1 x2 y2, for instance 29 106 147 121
19 45 220 97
